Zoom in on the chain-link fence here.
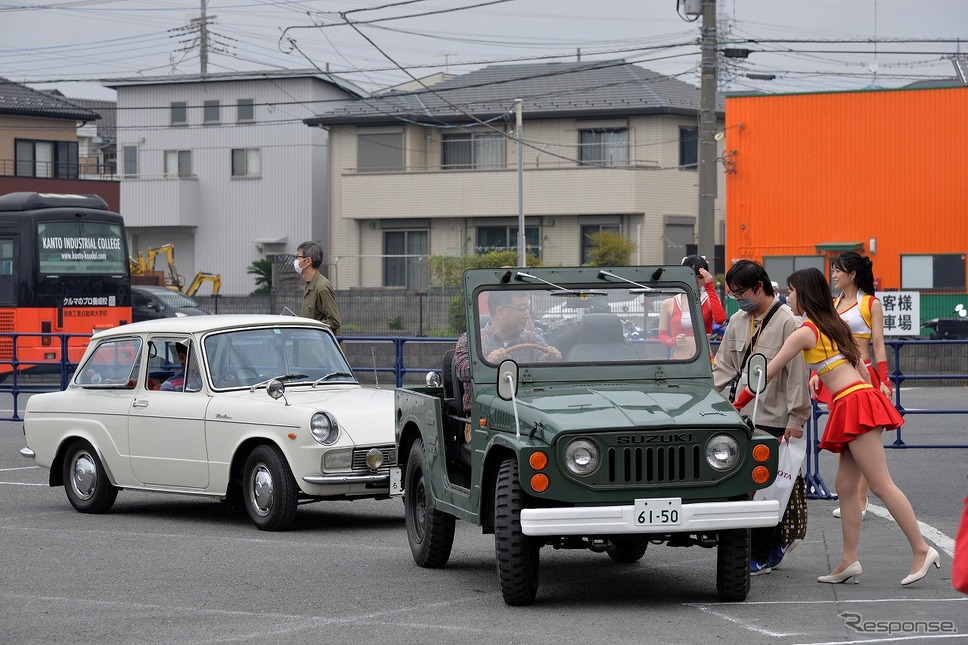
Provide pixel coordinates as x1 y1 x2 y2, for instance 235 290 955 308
193 288 464 337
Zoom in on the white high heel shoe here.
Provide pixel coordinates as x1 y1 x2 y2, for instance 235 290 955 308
901 547 940 586
818 561 862 584
832 499 869 519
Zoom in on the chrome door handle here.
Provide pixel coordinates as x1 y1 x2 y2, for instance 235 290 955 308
132 400 149 408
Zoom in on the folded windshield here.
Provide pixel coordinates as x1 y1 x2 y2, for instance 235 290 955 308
475 285 703 365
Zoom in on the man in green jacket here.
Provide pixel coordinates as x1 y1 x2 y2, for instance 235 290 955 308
294 240 341 335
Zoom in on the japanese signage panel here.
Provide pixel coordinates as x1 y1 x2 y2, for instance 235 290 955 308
880 291 920 337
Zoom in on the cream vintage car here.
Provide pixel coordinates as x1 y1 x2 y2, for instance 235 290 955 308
20 315 396 531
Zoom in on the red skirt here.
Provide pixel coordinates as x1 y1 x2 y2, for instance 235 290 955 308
819 382 904 453
814 361 880 405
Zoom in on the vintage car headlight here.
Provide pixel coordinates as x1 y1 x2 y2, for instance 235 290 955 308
563 438 600 477
310 411 340 445
705 434 740 471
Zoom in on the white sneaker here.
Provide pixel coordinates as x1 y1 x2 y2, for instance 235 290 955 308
832 499 869 519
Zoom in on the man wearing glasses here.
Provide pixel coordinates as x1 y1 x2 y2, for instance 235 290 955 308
294 240 341 335
454 290 561 442
712 259 810 576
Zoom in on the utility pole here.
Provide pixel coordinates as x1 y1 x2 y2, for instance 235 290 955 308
199 0 209 75
515 98 526 268
697 0 718 264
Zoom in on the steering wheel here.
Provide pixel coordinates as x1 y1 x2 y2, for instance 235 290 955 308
504 343 555 354
217 367 260 387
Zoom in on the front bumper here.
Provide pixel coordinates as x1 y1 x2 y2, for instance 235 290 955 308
302 472 389 485
520 499 781 536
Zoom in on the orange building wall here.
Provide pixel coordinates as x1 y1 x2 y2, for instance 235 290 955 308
724 86 968 290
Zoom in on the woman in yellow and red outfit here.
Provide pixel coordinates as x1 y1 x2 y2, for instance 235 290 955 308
810 252 892 519
657 255 725 359
732 267 939 587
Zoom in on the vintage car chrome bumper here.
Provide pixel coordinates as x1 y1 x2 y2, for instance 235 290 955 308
520 499 781 536
302 472 389 485
20 447 35 460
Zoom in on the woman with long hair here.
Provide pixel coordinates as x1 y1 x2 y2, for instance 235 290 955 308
733 268 939 586
657 255 725 358
811 252 892 519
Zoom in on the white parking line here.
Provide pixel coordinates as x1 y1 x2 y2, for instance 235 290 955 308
0 481 45 486
0 466 38 472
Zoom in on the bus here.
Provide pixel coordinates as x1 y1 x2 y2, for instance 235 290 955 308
0 192 132 378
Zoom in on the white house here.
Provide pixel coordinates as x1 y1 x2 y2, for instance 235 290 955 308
304 60 726 290
105 70 366 294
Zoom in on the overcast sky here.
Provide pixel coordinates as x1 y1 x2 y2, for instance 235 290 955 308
2 0 965 100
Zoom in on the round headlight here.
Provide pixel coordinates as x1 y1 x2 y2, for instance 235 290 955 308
564 438 600 477
705 433 740 471
365 448 384 471
310 412 340 445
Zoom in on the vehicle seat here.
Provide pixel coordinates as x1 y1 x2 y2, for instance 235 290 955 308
565 313 637 361
441 348 472 467
441 349 456 400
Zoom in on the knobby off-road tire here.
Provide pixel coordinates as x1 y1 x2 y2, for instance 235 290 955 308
405 438 455 567
494 457 540 606
606 535 649 564
62 440 119 514
716 528 751 602
242 444 299 531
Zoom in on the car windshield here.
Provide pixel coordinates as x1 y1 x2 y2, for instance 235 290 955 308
204 326 355 389
476 284 703 365
152 290 202 308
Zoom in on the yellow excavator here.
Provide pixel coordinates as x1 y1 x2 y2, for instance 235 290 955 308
130 244 220 296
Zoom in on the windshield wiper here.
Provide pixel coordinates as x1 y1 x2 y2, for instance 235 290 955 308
249 374 308 392
312 371 356 387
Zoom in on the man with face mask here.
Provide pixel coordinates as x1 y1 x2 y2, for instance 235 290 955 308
294 241 341 335
713 259 810 576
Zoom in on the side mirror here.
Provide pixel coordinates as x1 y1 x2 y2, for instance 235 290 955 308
425 371 442 387
746 353 768 394
497 359 518 401
267 379 287 401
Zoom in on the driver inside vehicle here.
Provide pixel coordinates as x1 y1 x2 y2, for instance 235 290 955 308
480 291 561 365
161 341 201 392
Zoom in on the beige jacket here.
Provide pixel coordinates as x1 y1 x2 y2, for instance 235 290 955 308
713 298 811 431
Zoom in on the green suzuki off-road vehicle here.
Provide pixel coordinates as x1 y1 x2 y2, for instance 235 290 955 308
390 266 781 605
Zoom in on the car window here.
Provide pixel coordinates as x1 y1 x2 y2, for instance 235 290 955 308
204 326 354 389
76 337 143 388
146 338 201 392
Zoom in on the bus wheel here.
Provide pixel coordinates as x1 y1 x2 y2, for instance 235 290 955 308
716 528 751 601
242 445 298 531
63 440 118 514
404 438 455 567
494 456 540 606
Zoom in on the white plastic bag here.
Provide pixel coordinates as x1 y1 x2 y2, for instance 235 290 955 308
753 437 807 510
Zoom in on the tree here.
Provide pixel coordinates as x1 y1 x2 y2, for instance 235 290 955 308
586 231 636 266
247 259 273 294
426 250 544 288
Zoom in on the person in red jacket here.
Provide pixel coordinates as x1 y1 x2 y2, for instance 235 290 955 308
657 255 726 358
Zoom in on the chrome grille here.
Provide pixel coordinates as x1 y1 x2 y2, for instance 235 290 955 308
351 446 397 471
606 445 702 484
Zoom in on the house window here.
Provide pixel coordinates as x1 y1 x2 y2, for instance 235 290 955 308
579 129 628 166
164 150 192 177
170 102 187 125
122 144 138 177
581 224 621 265
15 139 78 178
383 229 428 288
679 126 698 169
231 148 261 177
203 100 220 124
901 254 966 290
763 256 826 289
476 226 540 255
358 132 404 172
442 132 505 169
237 99 255 122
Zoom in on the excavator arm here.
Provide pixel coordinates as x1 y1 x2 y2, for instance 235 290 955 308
186 272 221 297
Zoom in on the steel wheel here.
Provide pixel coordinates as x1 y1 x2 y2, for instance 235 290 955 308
242 445 298 531
62 440 118 514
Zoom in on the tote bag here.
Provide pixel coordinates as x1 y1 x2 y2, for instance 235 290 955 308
753 437 807 510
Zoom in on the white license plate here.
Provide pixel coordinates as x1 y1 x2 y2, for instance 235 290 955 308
632 498 682 527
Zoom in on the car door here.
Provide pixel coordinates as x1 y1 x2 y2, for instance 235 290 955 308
128 338 210 488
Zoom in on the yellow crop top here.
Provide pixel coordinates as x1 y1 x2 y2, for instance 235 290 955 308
801 320 848 375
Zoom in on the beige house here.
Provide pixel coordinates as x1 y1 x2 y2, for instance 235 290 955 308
305 60 726 290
